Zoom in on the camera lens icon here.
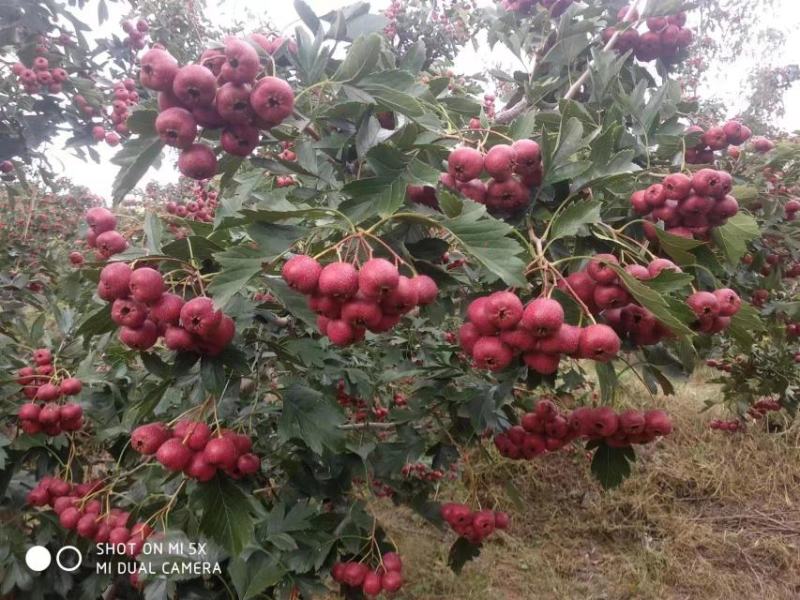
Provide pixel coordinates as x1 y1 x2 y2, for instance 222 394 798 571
56 546 83 572
25 546 51 572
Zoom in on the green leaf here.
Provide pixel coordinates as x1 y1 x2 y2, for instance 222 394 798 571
547 200 601 242
278 384 345 455
263 275 318 328
595 362 617 404
590 442 635 489
208 247 263 309
333 33 382 82
126 109 157 136
193 476 254 554
509 110 537 140
653 228 704 265
143 211 162 254
436 196 528 287
200 356 226 395
294 0 321 33
76 304 115 339
728 302 764 348
711 213 760 265
447 537 481 574
111 136 165 205
230 553 286 600
399 40 426 74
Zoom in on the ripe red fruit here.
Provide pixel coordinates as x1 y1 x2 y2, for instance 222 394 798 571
196 315 235 354
644 184 667 208
155 107 197 149
132 423 171 454
578 324 620 362
587 254 619 284
172 64 217 108
203 437 238 468
95 230 128 258
343 563 370 587
523 351 560 375
691 169 725 198
341 300 383 329
108 527 131 545
59 507 81 529
485 291 524 330
593 284 630 310
221 38 260 84
250 76 295 125
624 264 651 280
174 421 211 451
483 144 516 182
358 258 400 299
164 325 196 351
447 147 484 182
318 262 359 300
644 410 672 436
458 322 481 353
180 297 222 337
663 173 693 199
149 293 185 329
647 258 680 278
521 298 564 337
472 337 514 371
69 251 84 266
86 207 117 233
380 275 419 315
362 571 382 596
98 265 133 304
178 143 217 180
587 407 619 437
111 298 148 328
282 255 322 294
411 275 438 305
236 453 260 475
19 403 41 421
221 124 260 156
36 383 61 402
156 438 192 471
185 453 216 481
687 291 720 320
512 139 541 175
139 48 179 91
60 403 82 422
618 410 646 435
119 320 159 350
381 570 403 593
713 288 741 317
486 178 530 213
33 348 52 365
382 552 403 573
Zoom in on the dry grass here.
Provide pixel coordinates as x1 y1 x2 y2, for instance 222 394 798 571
359 369 800 600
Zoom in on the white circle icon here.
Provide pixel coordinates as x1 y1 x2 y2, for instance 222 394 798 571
25 546 51 572
55 546 82 572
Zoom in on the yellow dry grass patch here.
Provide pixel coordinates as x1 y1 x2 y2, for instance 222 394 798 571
353 370 800 599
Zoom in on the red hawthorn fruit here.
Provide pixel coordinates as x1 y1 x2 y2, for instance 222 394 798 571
447 147 484 182
198 315 235 353
486 178 530 213
326 319 357 345
156 438 192 471
119 320 159 350
309 294 342 319
587 254 619 284
192 105 226 129
221 38 260 84
593 284 630 310
540 323 581 356
713 288 741 317
644 183 667 208
523 351 561 375
381 275 418 315
663 173 693 200
619 409 646 435
250 76 295 125
500 328 535 353
647 258 680 278
139 48 179 91
172 64 217 109
203 437 238 468
381 571 404 593
164 325 195 351
483 144 517 182
458 322 481 353
342 300 383 329
36 383 61 402
485 291 524 330
282 255 322 294
382 552 403 573
520 298 564 338
215 82 254 124
459 178 488 204
128 267 165 304
60 403 83 422
95 230 128 258
343 563 370 587
86 207 117 233
69 251 84 265
33 348 52 365
624 264 651 280
180 297 222 337
702 126 728 151
318 262 359 300
178 143 217 180
358 258 400 299
173 421 211 451
186 453 216 481
362 571 382 596
39 404 61 425
687 291 720 320
691 169 725 198
132 423 171 454
19 403 41 421
578 324 620 362
630 190 649 214
411 275 438 305
644 410 672 436
108 527 131 545
60 507 81 530
155 107 198 149
559 271 596 308
149 293 185 329
237 453 260 475
512 139 541 175
472 337 514 371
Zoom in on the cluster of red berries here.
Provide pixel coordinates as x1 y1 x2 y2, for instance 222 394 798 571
18 401 83 437
166 188 218 222
336 380 390 422
248 33 297 56
604 7 693 63
705 358 733 372
400 462 448 481
10 56 69 95
281 255 438 346
437 141 542 217
143 36 295 180
495 399 673 460
27 476 152 556
84 207 128 260
631 169 739 241
383 0 405 39
459 292 621 373
440 503 509 544
89 78 140 145
784 198 800 221
98 261 235 355
332 553 404 597
684 121 752 164
121 18 149 50
131 421 260 482
709 419 743 432
747 398 782 420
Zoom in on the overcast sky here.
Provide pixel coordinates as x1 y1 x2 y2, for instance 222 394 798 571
51 0 800 198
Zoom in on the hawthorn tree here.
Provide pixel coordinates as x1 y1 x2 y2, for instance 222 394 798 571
1 0 799 598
